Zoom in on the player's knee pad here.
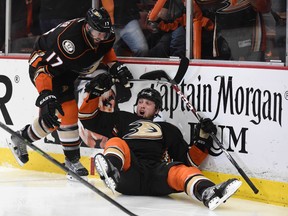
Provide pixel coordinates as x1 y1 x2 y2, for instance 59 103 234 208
105 137 131 171
31 118 54 140
57 123 80 150
60 100 78 125
56 100 80 148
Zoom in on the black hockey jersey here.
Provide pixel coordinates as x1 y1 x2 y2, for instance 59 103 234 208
80 108 191 165
28 18 117 93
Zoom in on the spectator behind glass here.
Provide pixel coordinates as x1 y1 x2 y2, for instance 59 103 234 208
38 0 91 34
146 0 187 58
1 0 27 51
197 0 271 61
0 0 41 53
146 0 214 59
270 1 286 63
0 0 5 52
101 0 149 57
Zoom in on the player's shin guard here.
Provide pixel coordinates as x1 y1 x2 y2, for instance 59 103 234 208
58 124 89 179
167 164 204 191
104 137 131 171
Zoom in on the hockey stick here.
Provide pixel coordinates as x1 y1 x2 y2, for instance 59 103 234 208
79 57 189 86
140 67 259 194
139 57 189 85
0 122 137 216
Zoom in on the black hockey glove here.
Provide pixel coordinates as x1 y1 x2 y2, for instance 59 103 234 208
109 61 133 87
199 118 217 134
35 90 64 128
193 118 217 152
85 72 113 100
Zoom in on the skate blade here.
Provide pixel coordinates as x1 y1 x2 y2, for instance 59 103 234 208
6 139 25 167
95 156 116 194
66 173 88 182
209 180 242 210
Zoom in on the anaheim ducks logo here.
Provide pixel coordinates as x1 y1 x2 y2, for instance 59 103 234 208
123 120 162 140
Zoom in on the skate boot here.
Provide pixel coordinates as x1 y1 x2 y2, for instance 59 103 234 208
94 153 120 194
202 178 242 210
8 125 29 166
65 157 89 181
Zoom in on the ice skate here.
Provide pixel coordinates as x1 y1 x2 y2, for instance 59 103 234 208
7 126 29 166
202 178 242 210
94 153 120 194
65 158 89 181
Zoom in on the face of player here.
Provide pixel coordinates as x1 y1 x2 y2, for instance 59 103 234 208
136 98 159 120
86 24 110 44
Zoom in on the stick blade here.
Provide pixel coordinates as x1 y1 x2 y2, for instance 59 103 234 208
139 70 170 81
139 57 189 84
173 56 189 84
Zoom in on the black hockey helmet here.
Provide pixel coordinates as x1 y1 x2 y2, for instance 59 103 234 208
136 88 162 110
86 7 112 33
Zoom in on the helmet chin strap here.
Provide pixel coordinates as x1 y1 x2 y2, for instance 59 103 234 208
154 109 161 119
154 113 161 118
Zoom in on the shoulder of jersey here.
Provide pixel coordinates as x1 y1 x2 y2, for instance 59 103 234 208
57 18 89 58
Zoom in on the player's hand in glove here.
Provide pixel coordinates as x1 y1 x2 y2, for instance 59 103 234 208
85 72 113 100
35 90 64 128
199 118 217 134
109 61 133 88
193 118 217 153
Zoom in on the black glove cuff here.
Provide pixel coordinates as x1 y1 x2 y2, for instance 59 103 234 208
194 136 213 152
35 90 56 107
110 61 127 76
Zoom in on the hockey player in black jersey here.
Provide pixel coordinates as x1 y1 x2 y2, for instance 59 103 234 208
78 73 242 210
9 7 133 179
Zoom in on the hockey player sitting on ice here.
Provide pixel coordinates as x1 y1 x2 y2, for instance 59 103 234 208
78 73 242 210
8 7 133 179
